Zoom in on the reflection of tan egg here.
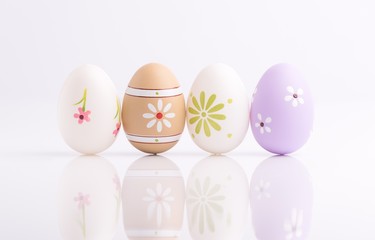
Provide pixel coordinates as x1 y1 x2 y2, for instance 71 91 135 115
122 63 185 154
122 156 185 239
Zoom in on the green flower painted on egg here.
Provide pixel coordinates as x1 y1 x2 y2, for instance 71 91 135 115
188 91 226 137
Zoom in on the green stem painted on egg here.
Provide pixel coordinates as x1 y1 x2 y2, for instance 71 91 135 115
78 205 87 240
114 97 121 122
74 88 87 112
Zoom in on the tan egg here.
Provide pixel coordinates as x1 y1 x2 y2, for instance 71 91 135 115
122 63 185 154
122 155 185 239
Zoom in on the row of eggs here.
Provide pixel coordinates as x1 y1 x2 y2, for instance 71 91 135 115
58 155 313 240
58 63 313 155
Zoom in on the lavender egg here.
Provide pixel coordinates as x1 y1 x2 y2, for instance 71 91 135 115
250 156 313 240
250 63 313 154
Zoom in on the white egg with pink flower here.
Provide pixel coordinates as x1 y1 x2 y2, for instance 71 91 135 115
58 64 121 154
58 155 121 240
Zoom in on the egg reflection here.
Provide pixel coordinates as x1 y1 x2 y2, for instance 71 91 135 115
58 155 121 240
186 156 249 240
122 155 185 239
250 156 313 240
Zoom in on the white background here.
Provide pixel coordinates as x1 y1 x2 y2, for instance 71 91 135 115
0 0 374 239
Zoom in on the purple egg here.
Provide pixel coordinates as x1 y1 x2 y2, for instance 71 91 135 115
250 156 313 240
250 63 314 154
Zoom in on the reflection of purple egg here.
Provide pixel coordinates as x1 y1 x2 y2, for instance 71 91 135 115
250 156 313 240
250 63 313 154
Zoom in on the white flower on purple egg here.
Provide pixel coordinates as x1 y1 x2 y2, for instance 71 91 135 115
254 179 270 199
284 208 303 240
143 99 175 133
284 86 304 107
255 113 272 134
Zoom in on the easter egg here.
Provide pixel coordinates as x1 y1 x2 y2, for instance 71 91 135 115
186 63 249 154
122 155 185 239
250 156 313 240
58 156 121 240
122 63 185 154
58 64 121 154
186 156 249 240
250 63 313 154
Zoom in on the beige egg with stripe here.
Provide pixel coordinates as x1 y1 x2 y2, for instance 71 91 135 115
122 63 185 154
122 155 185 239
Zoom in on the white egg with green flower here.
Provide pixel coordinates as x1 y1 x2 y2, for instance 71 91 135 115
186 63 249 154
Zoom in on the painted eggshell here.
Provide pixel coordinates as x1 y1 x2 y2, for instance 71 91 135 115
122 155 185 239
186 156 249 240
122 63 185 154
187 63 249 154
58 156 121 240
58 64 121 154
250 63 313 154
250 156 313 240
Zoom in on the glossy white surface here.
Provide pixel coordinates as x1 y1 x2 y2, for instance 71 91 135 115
0 102 374 239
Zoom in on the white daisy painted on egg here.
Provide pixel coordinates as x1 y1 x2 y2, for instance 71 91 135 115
255 179 271 200
284 208 303 240
284 86 304 107
255 113 272 134
142 183 174 227
143 99 175 133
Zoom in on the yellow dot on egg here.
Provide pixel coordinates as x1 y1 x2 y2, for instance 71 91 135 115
227 98 233 104
227 133 232 138
190 92 193 97
155 139 159 142
155 92 159 95
192 134 195 139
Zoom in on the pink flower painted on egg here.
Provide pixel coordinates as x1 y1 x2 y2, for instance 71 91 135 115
113 122 121 136
112 175 121 191
74 107 91 124
74 192 90 239
113 98 121 136
73 88 91 124
74 192 90 209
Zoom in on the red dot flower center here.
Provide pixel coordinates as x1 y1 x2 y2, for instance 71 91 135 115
260 122 264 127
293 93 298 98
79 115 84 120
156 112 163 119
